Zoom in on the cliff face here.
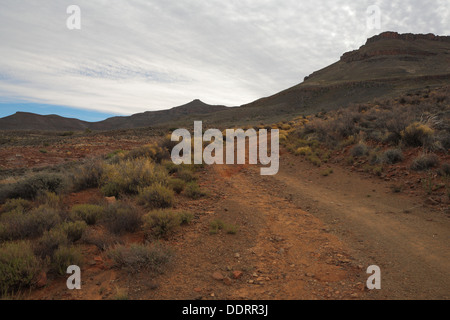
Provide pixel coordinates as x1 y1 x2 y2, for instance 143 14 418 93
340 32 450 63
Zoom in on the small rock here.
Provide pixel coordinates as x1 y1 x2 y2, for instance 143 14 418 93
223 277 232 286
212 272 224 281
232 271 243 279
194 288 202 293
234 253 241 259
36 271 47 288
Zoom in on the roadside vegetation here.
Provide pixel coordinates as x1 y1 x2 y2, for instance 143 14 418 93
282 87 450 202
0 137 205 297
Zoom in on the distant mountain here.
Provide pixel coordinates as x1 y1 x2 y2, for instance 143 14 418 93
0 99 229 131
1 32 449 131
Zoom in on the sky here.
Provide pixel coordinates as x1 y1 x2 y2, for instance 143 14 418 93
0 0 448 121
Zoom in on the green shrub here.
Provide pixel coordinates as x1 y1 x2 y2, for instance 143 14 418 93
209 219 225 234
0 205 61 240
176 168 197 183
178 211 194 225
71 204 104 225
402 122 434 147
144 210 182 238
34 228 68 259
0 198 32 214
108 243 173 274
411 154 439 171
168 178 186 194
101 159 169 196
72 159 104 191
383 149 404 164
138 184 174 209
351 143 369 157
184 182 207 199
59 221 87 243
0 241 41 295
81 229 122 251
124 144 168 163
0 173 68 202
103 202 142 235
51 246 83 276
37 191 63 209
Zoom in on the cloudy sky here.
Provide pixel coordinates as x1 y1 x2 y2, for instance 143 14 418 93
0 0 448 121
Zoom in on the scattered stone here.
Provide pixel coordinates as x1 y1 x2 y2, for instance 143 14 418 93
234 253 241 259
223 277 232 286
36 271 47 288
232 271 243 279
194 288 202 293
212 272 224 281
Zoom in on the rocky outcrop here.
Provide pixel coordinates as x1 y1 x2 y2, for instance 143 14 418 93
340 32 450 63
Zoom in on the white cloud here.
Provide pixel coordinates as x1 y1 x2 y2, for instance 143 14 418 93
0 0 448 115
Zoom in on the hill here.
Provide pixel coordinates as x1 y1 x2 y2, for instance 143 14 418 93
1 31 449 131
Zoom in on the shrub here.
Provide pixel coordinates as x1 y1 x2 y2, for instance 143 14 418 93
0 205 61 240
0 198 32 214
411 154 439 171
37 191 63 209
51 246 83 276
168 178 186 194
178 211 194 225
101 159 169 197
138 184 174 209
71 204 104 225
0 241 41 294
108 243 173 274
59 221 87 243
402 122 434 147
295 147 312 156
81 229 122 251
351 143 369 157
34 228 68 259
144 210 182 238
72 159 104 191
185 182 207 199
103 202 142 235
383 149 404 164
124 144 168 163
0 173 68 202
209 219 225 234
176 168 197 183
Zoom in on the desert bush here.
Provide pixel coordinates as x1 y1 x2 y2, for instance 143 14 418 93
124 144 168 163
59 221 87 243
401 122 434 147
34 228 68 258
37 191 63 209
0 205 61 241
101 158 169 197
81 229 122 251
168 178 186 194
51 246 83 276
108 243 173 274
209 219 238 235
0 241 41 294
184 182 207 199
351 143 369 157
383 149 404 164
71 204 104 225
176 168 197 183
138 184 174 209
295 147 312 156
103 202 142 235
0 198 32 214
72 159 104 191
0 173 68 202
411 154 439 171
144 210 182 238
